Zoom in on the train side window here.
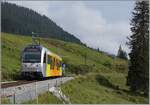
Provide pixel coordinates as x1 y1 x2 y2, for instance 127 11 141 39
50 57 53 69
56 59 58 70
48 56 51 64
57 60 60 70
60 61 62 67
59 61 61 67
50 58 52 69
50 57 54 70
54 58 56 69
53 58 55 69
43 53 46 63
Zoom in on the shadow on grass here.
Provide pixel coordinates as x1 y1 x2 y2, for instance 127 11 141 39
121 88 148 98
95 74 118 89
95 74 148 98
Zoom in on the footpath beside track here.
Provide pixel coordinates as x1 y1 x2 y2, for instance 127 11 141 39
1 77 73 104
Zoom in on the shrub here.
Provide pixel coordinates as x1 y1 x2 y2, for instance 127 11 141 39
65 64 93 75
103 61 112 69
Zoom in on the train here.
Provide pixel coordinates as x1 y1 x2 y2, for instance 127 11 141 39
21 44 64 79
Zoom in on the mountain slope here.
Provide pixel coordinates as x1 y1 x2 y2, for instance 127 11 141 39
1 32 148 103
1 2 82 45
1 32 113 80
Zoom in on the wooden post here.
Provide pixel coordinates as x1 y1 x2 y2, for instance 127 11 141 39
13 93 15 104
48 83 49 90
56 80 57 87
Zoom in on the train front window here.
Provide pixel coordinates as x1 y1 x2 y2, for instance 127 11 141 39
23 52 41 63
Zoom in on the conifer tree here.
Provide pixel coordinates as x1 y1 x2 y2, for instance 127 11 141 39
117 45 127 60
127 1 149 95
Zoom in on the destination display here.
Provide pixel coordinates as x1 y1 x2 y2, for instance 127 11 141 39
24 47 41 52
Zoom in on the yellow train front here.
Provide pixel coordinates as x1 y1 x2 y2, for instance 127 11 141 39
21 44 64 79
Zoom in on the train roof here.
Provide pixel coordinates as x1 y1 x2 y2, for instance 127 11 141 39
43 47 62 60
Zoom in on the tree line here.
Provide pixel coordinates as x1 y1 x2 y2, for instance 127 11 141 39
117 45 128 60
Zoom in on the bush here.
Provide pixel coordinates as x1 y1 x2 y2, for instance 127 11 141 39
115 63 127 71
65 64 93 75
103 61 112 69
95 74 114 88
114 60 128 73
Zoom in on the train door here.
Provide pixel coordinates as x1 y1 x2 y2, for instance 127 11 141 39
43 52 46 77
53 58 57 76
46 54 51 77
56 59 62 76
50 57 54 76
50 57 55 70
54 58 57 70
55 58 61 76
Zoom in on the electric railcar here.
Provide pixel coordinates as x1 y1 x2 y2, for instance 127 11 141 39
21 44 63 78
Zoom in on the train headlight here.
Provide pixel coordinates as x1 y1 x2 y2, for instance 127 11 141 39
36 68 40 71
23 65 27 68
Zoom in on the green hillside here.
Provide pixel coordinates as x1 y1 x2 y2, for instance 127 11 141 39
1 32 113 81
1 32 148 103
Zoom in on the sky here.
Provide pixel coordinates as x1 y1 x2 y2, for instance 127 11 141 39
8 1 135 55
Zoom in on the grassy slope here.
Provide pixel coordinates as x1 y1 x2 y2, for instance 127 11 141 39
1 32 112 80
23 92 63 104
1 32 148 104
1 92 63 104
61 73 148 104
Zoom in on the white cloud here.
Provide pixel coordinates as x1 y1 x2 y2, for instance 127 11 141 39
47 2 131 54
8 1 131 55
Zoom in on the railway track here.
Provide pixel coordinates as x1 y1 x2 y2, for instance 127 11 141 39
1 77 66 88
1 80 38 88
